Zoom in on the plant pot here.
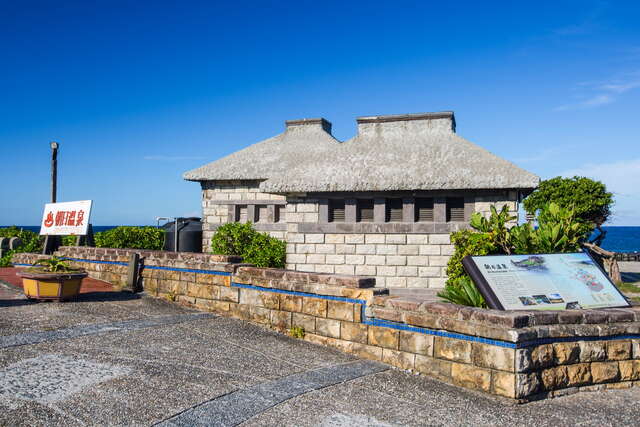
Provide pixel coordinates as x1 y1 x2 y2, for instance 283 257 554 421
17 271 88 301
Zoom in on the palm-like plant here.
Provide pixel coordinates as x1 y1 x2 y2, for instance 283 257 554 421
437 276 487 308
31 256 73 272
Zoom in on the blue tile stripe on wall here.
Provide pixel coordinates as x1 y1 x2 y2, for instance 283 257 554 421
231 281 518 349
12 260 639 349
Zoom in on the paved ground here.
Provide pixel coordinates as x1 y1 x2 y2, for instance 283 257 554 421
1 279 640 426
0 267 114 294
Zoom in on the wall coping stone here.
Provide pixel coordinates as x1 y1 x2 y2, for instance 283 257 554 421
57 246 243 264
371 295 640 343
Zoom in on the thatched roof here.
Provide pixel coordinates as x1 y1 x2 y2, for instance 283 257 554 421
183 112 539 193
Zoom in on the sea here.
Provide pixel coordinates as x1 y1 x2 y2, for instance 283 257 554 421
4 225 640 253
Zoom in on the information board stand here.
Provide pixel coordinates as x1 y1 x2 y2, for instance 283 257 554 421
463 252 630 311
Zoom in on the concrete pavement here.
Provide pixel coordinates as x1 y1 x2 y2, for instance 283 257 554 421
0 280 639 426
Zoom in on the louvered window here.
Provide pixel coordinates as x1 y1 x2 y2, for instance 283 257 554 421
256 205 268 222
447 197 465 222
329 200 345 222
236 205 248 223
415 198 434 222
386 198 403 222
357 199 374 222
275 205 285 223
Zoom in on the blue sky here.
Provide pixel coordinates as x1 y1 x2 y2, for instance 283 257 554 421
1 0 639 226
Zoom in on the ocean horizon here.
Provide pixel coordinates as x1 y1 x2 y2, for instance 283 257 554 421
3 225 639 253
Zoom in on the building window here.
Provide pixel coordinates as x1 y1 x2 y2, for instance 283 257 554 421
329 199 345 222
415 198 434 222
386 198 403 222
357 199 374 222
274 205 285 223
255 205 268 222
236 205 248 223
447 197 465 222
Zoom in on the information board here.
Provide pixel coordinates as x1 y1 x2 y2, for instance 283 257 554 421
462 252 630 310
40 200 93 236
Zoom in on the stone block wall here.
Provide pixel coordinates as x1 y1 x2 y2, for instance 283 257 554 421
284 192 518 288
199 180 519 288
12 247 640 401
200 180 286 251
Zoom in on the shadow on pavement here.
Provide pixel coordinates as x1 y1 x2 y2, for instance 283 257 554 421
0 292 142 307
0 298 37 308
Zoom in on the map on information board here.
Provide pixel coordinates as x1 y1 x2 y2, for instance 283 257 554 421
462 252 630 310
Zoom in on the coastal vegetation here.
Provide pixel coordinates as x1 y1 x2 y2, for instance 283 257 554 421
93 226 164 250
440 202 585 307
0 226 41 267
0 225 165 267
211 222 286 268
523 176 613 235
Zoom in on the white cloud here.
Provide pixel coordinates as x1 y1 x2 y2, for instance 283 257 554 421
554 72 640 111
143 155 205 161
554 94 613 111
561 158 640 225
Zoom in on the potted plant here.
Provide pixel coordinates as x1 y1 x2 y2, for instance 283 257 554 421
17 257 88 301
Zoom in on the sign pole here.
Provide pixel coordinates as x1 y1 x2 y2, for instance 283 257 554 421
51 141 58 203
43 142 60 254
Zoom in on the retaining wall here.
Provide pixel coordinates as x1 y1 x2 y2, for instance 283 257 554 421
12 247 640 402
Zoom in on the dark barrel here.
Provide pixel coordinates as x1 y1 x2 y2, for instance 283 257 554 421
163 217 203 252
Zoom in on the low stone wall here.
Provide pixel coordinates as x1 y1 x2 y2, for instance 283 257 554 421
11 247 640 402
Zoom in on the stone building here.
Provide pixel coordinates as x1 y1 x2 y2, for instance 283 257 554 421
184 112 539 288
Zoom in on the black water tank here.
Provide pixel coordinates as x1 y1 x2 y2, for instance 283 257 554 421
163 217 203 252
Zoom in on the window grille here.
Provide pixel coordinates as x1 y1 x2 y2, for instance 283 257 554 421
256 205 268 222
329 200 345 222
386 198 403 222
236 205 248 223
275 205 285 223
415 198 434 222
447 197 465 222
357 199 374 222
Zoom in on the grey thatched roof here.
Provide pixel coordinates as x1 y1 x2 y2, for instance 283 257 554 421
184 112 539 193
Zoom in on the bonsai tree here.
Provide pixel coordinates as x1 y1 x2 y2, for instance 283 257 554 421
523 176 613 240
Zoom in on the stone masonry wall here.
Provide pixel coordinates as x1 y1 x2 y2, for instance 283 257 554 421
12 246 640 401
201 180 286 252
284 193 518 288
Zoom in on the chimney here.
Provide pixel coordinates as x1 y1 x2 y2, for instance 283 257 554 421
285 118 332 134
356 111 456 134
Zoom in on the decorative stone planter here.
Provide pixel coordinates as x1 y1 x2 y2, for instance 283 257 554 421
17 271 88 301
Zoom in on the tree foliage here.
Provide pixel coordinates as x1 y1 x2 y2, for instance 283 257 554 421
523 176 613 230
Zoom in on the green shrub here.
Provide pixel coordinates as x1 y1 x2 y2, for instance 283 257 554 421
0 226 42 253
94 226 164 250
243 232 286 268
445 230 496 284
0 226 43 267
211 223 257 257
61 235 78 246
523 176 613 232
438 276 487 308
210 222 286 268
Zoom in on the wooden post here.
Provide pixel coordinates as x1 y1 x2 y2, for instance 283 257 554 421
125 253 141 293
74 224 95 247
